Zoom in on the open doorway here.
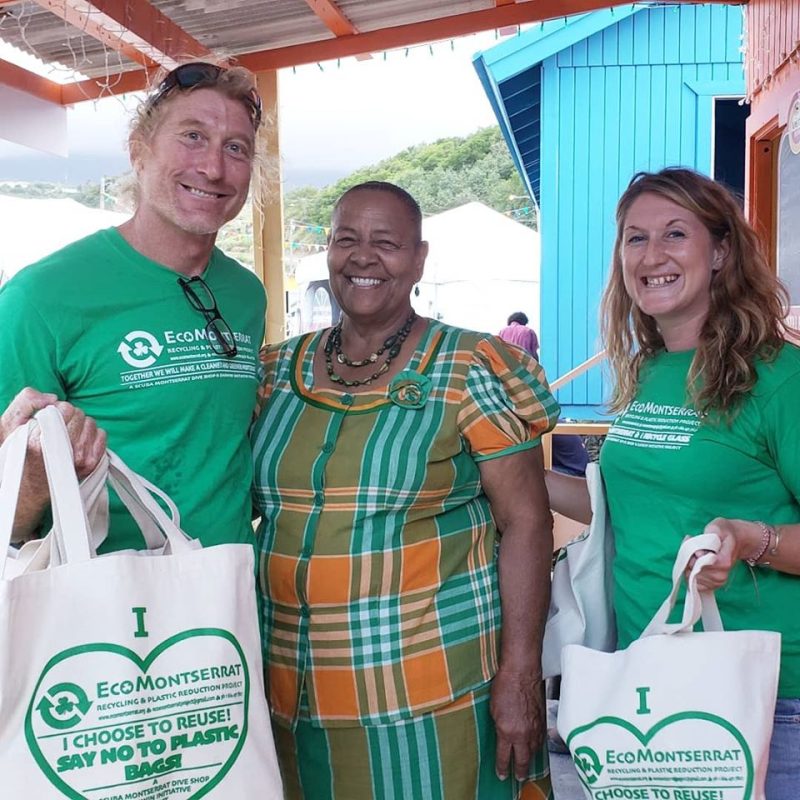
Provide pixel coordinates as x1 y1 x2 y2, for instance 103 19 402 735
713 97 749 200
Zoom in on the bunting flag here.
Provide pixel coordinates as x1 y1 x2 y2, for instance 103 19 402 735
288 220 330 237
285 241 328 252
505 205 535 219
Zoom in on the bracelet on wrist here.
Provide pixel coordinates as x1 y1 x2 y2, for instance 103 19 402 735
744 521 775 567
765 525 782 565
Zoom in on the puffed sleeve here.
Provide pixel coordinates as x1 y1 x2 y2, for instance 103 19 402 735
457 336 560 461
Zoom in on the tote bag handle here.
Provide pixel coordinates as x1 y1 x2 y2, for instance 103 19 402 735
105 451 195 554
2 407 195 577
0 420 36 571
37 453 111 570
29 406 93 564
75 452 183 552
79 453 184 554
46 447 195 561
641 532 724 637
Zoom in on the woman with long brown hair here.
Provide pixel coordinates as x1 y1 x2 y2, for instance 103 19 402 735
547 167 800 797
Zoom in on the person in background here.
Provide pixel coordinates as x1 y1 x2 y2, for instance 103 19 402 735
498 314 589 479
252 181 560 799
547 167 800 797
499 311 539 360
0 60 267 550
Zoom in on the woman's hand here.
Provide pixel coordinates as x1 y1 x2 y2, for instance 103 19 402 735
490 667 545 781
687 518 765 590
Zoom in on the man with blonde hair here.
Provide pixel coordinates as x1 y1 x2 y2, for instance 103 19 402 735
0 62 267 551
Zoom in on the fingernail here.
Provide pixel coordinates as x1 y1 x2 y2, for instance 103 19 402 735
496 772 507 781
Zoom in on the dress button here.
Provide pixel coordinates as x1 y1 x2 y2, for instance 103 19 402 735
341 394 354 406
314 492 324 504
321 442 334 454
300 606 309 618
300 547 311 559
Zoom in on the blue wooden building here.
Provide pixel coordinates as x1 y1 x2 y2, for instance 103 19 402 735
473 4 745 418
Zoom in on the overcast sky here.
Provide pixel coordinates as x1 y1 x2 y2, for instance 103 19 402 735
0 30 506 185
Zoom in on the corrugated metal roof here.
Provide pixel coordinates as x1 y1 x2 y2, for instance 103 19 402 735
0 0 742 101
0 0 499 82
343 0 493 32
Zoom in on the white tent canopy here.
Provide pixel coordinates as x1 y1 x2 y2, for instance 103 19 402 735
0 195 129 284
295 250 328 286
294 201 540 335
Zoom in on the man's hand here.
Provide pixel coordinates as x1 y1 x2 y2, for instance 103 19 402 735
2 388 107 540
1 388 106 479
0 387 58 443
56 403 107 480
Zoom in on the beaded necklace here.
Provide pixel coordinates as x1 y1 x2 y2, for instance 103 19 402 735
324 310 416 387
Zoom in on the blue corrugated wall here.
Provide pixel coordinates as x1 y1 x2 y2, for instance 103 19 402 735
534 4 744 418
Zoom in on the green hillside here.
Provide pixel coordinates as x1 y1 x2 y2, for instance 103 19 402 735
284 126 533 228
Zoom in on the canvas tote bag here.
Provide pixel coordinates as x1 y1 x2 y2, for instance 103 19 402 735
542 462 615 678
3 450 184 577
558 533 780 800
0 407 283 799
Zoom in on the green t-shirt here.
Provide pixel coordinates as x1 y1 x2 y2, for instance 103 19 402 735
0 227 266 553
600 344 800 697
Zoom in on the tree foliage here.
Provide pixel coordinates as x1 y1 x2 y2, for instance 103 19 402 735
284 126 534 229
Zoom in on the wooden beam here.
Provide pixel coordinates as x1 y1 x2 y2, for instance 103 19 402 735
30 0 208 72
552 422 610 436
60 68 149 105
88 0 209 61
252 70 287 346
303 0 358 37
0 57 62 104
32 0 148 69
238 0 647 72
496 0 517 6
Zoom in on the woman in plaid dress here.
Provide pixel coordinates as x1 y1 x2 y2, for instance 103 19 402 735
252 182 560 799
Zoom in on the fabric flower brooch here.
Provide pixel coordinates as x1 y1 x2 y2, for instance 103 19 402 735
388 370 431 409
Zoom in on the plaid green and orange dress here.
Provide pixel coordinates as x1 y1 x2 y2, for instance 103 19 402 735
252 320 560 800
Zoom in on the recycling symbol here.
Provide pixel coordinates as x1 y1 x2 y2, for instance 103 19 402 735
117 330 164 369
573 745 603 785
35 682 92 730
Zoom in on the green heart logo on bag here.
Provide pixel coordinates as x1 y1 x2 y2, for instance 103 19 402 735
566 713 754 799
24 629 250 800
